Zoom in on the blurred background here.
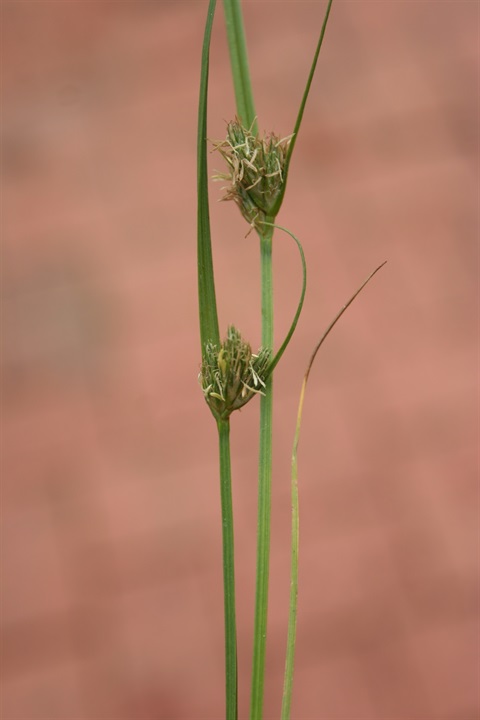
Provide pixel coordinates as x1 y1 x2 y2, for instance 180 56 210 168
1 1 478 718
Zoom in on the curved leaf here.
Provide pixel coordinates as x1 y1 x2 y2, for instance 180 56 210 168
263 223 307 377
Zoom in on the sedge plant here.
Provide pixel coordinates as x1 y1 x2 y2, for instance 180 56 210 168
196 1 385 718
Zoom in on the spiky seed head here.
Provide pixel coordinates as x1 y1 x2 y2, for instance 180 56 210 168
212 119 292 230
199 325 271 420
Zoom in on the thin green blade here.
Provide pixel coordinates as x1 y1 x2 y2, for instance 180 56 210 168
264 223 307 377
222 0 257 132
271 0 334 217
198 0 220 351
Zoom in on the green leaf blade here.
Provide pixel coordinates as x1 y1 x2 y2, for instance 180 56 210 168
198 0 220 351
222 0 257 132
271 0 334 217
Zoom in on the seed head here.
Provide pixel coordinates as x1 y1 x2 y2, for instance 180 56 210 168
200 326 271 419
213 119 293 230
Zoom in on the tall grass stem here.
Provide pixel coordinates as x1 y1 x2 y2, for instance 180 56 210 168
222 0 257 131
218 418 238 720
250 222 275 720
197 2 237 715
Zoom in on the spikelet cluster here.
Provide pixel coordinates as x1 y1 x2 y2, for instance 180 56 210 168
200 326 271 419
213 119 292 230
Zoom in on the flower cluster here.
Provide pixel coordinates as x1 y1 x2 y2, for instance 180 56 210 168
200 326 271 419
213 119 292 230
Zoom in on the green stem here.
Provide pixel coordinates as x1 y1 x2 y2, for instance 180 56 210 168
250 222 274 720
222 0 257 132
218 418 238 720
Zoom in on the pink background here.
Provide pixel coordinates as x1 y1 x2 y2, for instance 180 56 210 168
2 1 478 718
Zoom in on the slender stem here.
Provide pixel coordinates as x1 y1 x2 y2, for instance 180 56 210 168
259 226 274 350
222 0 257 132
218 418 238 720
250 222 274 720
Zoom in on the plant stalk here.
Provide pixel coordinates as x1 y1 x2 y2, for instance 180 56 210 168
222 0 257 132
217 418 238 720
250 221 275 720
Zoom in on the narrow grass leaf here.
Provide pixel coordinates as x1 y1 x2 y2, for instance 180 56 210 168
271 0 334 217
222 0 257 132
263 223 307 377
198 0 220 351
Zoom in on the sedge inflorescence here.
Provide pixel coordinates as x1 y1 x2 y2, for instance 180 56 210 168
200 326 271 419
213 118 292 230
